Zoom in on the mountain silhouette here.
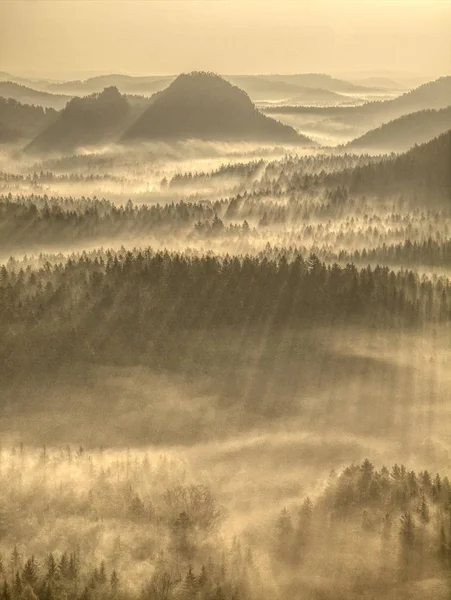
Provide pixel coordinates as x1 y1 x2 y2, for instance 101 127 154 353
0 97 57 142
122 72 309 144
264 77 451 135
0 81 72 110
259 73 379 93
328 130 451 202
26 86 133 154
347 106 451 152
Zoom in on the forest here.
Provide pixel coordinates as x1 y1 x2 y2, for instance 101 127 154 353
0 450 450 600
0 48 450 600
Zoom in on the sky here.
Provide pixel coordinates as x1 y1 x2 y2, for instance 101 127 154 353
0 0 450 80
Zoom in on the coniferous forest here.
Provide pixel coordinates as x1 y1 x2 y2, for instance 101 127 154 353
0 2 451 598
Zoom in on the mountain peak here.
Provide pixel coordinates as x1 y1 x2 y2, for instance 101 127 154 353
123 71 310 144
26 86 131 154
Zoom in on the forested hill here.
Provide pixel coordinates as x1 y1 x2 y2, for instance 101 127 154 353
300 131 451 200
25 87 133 154
0 97 57 142
122 72 308 144
346 106 451 152
0 81 72 110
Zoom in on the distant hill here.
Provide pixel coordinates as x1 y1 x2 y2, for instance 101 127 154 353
122 72 309 144
0 81 72 110
44 72 374 99
47 74 174 96
25 87 134 154
0 71 45 88
350 76 403 89
377 76 451 117
346 106 451 152
227 76 354 105
285 87 357 106
226 76 308 101
0 97 57 142
266 77 451 119
258 73 379 93
263 77 451 142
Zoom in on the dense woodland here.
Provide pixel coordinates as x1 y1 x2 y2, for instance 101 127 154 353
0 249 450 380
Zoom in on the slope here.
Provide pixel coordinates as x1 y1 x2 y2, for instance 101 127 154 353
122 71 309 144
346 106 451 152
0 97 57 142
25 87 133 154
328 131 451 201
0 81 72 110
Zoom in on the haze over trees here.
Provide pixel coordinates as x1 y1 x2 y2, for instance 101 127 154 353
0 58 450 600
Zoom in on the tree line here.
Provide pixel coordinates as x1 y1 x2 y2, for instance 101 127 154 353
0 249 450 378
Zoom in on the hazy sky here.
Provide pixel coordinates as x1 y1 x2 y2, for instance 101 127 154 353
0 0 450 79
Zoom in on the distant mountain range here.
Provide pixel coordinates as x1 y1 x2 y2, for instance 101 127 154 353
0 70 394 106
254 73 382 94
263 76 451 142
23 73 309 154
349 76 403 90
346 106 451 152
45 74 174 97
2 72 449 154
0 81 71 110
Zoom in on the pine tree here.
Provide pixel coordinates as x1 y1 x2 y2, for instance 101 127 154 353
45 554 57 580
20 584 38 600
0 582 11 600
68 552 79 581
98 561 106 585
182 565 197 599
12 573 22 598
22 556 39 588
10 547 20 579
399 512 415 577
419 495 430 525
110 570 119 597
198 565 207 588
58 553 69 580
439 524 447 561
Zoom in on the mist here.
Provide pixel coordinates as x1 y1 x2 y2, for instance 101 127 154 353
0 1 451 598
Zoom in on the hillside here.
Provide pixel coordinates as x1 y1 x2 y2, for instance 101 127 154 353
226 76 309 101
346 106 451 151
0 81 72 109
0 120 17 143
328 130 451 199
260 73 378 93
122 72 308 144
285 87 357 106
46 74 174 96
0 97 57 142
263 77 451 144
384 76 451 114
350 76 403 89
227 76 354 105
280 77 451 121
25 86 133 154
